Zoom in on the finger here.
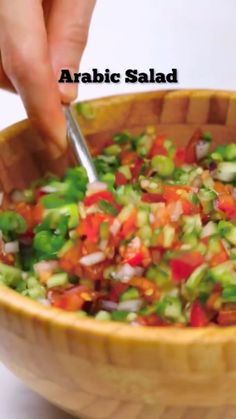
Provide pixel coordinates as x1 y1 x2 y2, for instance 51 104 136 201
0 52 15 92
47 0 96 103
0 0 67 156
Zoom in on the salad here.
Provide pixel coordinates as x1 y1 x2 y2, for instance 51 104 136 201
1 128 236 327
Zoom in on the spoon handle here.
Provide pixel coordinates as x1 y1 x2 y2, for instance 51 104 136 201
64 106 98 183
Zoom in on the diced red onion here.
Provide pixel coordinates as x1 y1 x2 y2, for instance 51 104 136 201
101 300 118 311
4 241 19 254
78 203 86 219
201 221 217 238
196 141 210 161
128 236 141 250
34 260 59 274
40 185 58 193
99 239 108 251
117 299 143 312
87 181 107 196
80 252 105 266
114 263 144 283
110 219 121 236
170 200 183 222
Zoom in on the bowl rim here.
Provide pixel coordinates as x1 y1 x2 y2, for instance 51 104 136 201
1 88 236 345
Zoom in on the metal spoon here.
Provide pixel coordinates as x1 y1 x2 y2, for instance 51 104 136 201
64 105 98 183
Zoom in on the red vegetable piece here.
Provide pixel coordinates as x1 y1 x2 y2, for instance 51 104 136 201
137 313 164 326
170 252 204 282
84 191 115 207
174 147 186 167
142 193 166 203
149 135 167 158
190 301 209 327
131 158 144 179
115 171 127 186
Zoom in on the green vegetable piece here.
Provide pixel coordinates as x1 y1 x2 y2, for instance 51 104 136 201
214 162 236 182
76 102 96 120
45 204 79 229
99 221 110 240
185 264 208 291
47 273 69 289
28 286 46 300
98 200 118 216
118 165 132 180
116 185 140 206
225 143 236 161
33 231 65 258
222 286 236 303
218 220 236 246
182 214 202 235
113 132 131 144
156 296 184 323
209 261 236 284
202 132 212 142
151 155 175 177
0 211 27 235
27 277 40 289
100 173 116 188
111 310 129 322
146 264 171 288
95 311 111 321
104 145 121 156
120 287 140 302
163 225 175 248
0 262 22 287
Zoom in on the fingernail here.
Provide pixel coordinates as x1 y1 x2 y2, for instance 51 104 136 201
57 68 78 103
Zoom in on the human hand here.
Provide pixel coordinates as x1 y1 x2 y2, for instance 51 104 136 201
0 0 96 157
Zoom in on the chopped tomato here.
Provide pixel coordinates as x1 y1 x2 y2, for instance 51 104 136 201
216 194 235 215
137 313 165 326
171 251 204 282
174 147 186 167
48 285 97 311
84 191 115 207
121 150 137 165
35 189 47 202
149 135 167 158
190 301 209 327
33 202 44 225
77 213 113 243
115 171 127 186
123 252 143 267
129 277 160 303
0 253 15 266
142 193 165 203
120 209 137 238
59 241 83 276
185 128 202 164
15 203 35 232
109 283 129 302
131 157 144 179
163 185 191 203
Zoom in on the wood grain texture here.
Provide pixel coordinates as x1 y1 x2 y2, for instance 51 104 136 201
1 90 236 418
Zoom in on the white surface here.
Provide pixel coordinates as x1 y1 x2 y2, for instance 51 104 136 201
0 0 236 417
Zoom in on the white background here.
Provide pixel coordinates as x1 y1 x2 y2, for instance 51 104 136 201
0 0 236 417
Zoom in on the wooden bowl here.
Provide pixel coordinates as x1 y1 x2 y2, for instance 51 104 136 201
1 90 236 419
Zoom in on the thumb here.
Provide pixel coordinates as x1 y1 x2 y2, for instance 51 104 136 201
46 0 96 103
